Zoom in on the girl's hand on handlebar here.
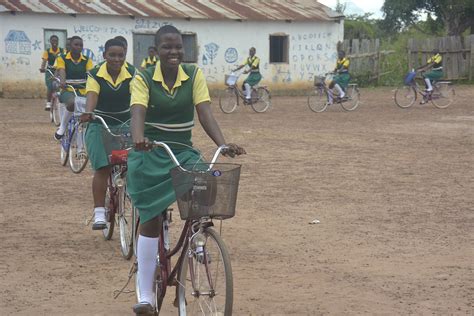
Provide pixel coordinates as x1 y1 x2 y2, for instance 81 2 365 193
222 143 246 158
39 68 46 73
134 137 152 151
79 113 92 123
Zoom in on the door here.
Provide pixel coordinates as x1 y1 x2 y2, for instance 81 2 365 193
43 29 67 50
133 34 155 68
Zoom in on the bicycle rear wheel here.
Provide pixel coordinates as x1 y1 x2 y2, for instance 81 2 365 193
178 227 233 316
51 97 61 126
219 88 238 114
60 128 70 166
69 124 89 174
431 83 454 109
394 85 416 108
307 87 328 112
103 178 115 240
118 185 134 260
341 85 360 111
250 87 271 113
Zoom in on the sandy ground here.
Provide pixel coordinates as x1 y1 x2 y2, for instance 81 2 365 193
0 86 473 316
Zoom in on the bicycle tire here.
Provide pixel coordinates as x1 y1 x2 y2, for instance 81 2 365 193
307 88 328 112
102 178 115 240
68 125 89 174
51 97 61 126
250 87 271 113
118 186 134 260
219 88 238 114
394 85 416 108
60 128 69 166
431 83 455 109
178 227 233 316
341 86 360 111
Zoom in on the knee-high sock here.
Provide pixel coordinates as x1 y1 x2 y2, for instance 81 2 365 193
327 89 334 104
58 108 73 135
244 83 251 99
335 83 345 97
137 235 159 305
424 78 433 91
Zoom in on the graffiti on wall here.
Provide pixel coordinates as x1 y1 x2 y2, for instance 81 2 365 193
202 42 219 65
224 48 238 63
134 19 173 30
4 30 31 55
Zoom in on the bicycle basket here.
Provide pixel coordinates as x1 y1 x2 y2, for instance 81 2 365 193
314 75 325 86
404 71 416 85
74 96 86 117
170 163 241 220
225 74 238 86
101 124 132 165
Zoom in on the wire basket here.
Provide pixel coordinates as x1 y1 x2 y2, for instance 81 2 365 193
404 71 417 85
170 163 241 220
101 124 132 165
314 75 325 86
74 96 86 117
225 74 238 86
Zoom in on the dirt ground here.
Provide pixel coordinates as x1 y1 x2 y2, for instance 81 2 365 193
0 86 473 316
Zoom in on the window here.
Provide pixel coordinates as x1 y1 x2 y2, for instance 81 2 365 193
269 35 289 63
43 29 67 50
182 33 197 63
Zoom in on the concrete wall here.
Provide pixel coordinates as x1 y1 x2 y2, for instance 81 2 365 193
0 12 343 98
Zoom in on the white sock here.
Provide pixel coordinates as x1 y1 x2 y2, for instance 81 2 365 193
424 78 433 91
244 83 251 99
335 84 345 98
46 101 51 107
94 207 105 222
137 235 159 305
57 109 73 135
327 90 333 104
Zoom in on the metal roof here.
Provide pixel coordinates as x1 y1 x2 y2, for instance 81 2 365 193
0 0 342 21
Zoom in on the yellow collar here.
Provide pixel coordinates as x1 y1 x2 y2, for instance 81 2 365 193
147 56 157 63
97 62 132 87
49 47 60 54
152 61 189 94
65 51 87 62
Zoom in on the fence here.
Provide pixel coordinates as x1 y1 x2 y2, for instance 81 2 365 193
408 35 474 80
338 39 394 85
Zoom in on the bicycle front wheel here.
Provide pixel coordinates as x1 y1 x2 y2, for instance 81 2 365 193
431 83 455 109
307 88 328 112
250 87 271 113
60 128 70 166
51 98 61 126
341 85 360 111
68 125 89 174
178 227 233 316
219 88 238 114
118 186 134 260
103 178 115 240
394 85 416 108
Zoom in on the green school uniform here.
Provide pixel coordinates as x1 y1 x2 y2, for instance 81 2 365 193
127 64 207 223
242 56 262 87
85 63 135 170
333 57 350 89
42 47 63 90
56 52 92 103
424 53 443 81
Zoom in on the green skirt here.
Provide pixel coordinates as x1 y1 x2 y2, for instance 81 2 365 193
85 123 124 170
424 70 443 81
45 72 54 91
244 72 262 87
334 73 350 89
127 147 202 223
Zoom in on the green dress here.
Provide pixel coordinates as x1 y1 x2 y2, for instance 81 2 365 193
127 64 203 223
85 64 135 170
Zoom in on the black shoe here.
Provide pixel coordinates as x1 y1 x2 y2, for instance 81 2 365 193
53 132 63 141
133 302 154 315
92 221 107 230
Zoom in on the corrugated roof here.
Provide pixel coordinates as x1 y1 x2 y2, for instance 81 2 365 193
0 0 342 21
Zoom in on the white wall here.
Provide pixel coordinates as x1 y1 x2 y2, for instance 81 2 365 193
0 12 343 97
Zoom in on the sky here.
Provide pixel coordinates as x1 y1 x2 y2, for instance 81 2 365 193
318 0 385 18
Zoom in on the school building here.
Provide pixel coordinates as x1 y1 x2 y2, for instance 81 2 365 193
0 0 344 98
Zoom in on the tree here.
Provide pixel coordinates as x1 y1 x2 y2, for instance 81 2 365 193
382 0 474 36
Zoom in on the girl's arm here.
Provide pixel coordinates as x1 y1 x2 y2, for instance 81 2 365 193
131 104 148 151
80 91 98 122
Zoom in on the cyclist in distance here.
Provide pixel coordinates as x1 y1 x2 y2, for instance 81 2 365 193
328 50 350 105
39 35 64 111
80 38 136 230
141 46 158 70
417 48 443 96
127 25 245 315
53 36 93 140
233 47 262 103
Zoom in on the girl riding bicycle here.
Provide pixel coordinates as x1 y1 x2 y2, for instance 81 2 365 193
80 38 136 230
327 50 350 105
127 25 245 315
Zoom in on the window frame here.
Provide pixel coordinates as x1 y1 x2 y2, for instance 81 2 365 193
269 34 289 64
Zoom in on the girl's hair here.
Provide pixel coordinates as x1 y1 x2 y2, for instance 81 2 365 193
155 25 181 46
104 38 126 52
114 35 128 46
70 35 83 43
50 35 58 41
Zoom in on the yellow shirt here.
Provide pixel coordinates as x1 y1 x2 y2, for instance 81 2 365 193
56 52 93 95
42 47 62 60
141 56 158 69
131 61 210 108
86 62 133 94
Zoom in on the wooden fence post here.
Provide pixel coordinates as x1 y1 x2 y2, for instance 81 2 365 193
470 35 474 81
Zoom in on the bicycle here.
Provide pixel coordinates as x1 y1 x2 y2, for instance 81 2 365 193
394 70 455 109
307 73 360 112
219 72 271 113
92 114 135 259
58 80 89 174
130 143 239 315
45 67 61 126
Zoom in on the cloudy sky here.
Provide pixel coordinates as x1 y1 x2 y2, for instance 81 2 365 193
318 0 385 18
